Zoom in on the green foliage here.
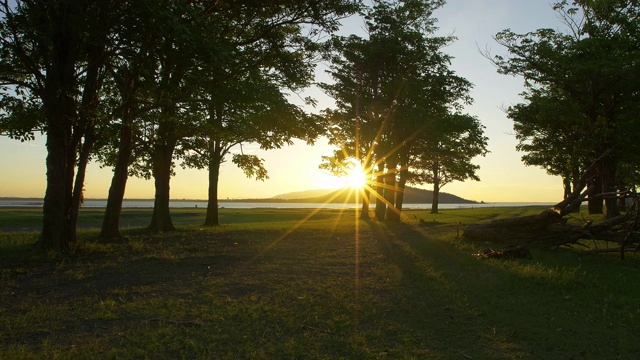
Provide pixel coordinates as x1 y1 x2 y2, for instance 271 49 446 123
2 0 363 242
509 87 587 181
411 113 488 187
0 94 44 141
232 154 269 181
321 0 484 218
494 0 640 191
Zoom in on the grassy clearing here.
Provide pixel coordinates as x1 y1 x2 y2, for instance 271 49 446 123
1 206 639 359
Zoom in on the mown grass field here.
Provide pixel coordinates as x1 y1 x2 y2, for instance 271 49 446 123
1 206 639 359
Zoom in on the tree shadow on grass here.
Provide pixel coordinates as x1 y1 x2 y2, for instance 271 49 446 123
359 220 534 358
363 220 640 359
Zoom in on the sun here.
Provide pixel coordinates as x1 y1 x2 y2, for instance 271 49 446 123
344 161 367 189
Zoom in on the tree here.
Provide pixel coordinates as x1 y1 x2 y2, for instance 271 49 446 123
171 0 360 228
507 87 592 204
492 0 640 219
412 113 488 214
465 1 640 252
0 0 116 253
98 0 184 239
96 0 359 236
181 68 319 226
321 0 478 221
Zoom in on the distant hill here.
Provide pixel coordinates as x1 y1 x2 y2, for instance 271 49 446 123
271 189 336 200
270 186 476 204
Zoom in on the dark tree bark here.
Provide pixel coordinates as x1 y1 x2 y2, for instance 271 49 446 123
588 172 604 214
40 118 73 254
395 165 409 215
147 129 177 233
37 1 83 254
601 156 620 219
204 141 223 226
69 41 105 242
562 177 572 199
100 116 133 240
63 134 76 242
374 172 386 221
430 160 441 214
69 133 95 242
100 68 140 240
385 158 400 221
360 187 371 220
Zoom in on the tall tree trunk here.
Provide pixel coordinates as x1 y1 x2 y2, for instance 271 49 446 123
385 159 400 221
431 161 441 214
569 167 582 213
37 1 83 254
69 40 104 242
148 137 177 233
69 134 95 242
395 166 408 215
587 171 603 214
100 67 139 240
360 187 371 220
40 124 72 254
374 171 386 221
204 142 223 226
601 156 620 219
617 181 628 212
562 177 572 199
100 117 133 240
63 136 77 242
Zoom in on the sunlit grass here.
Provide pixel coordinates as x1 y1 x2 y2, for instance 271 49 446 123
1 207 640 358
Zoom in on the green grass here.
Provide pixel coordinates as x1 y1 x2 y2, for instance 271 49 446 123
1 206 639 359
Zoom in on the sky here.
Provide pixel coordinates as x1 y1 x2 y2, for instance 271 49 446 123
0 1 568 203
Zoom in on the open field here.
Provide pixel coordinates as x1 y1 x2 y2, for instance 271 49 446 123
1 207 639 359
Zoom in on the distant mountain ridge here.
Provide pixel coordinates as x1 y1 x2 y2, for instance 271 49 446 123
271 189 337 200
271 186 476 204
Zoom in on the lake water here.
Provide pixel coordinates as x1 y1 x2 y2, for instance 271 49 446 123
0 198 552 210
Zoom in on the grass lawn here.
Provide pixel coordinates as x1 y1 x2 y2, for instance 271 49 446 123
1 206 639 359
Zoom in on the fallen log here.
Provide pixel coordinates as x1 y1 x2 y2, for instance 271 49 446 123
464 210 634 247
463 153 640 256
464 209 588 247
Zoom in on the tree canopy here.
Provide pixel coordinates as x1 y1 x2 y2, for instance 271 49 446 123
321 0 485 220
494 0 640 218
0 0 360 252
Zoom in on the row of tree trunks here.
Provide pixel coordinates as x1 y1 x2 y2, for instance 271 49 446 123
369 156 411 222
